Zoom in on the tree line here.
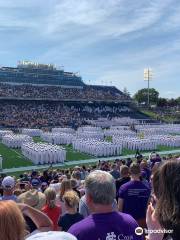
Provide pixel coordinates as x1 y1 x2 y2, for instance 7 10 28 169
132 88 180 107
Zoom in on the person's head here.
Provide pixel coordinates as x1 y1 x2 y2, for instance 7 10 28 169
14 189 22 196
41 182 48 192
26 231 77 240
120 165 129 178
59 179 72 200
2 176 15 195
129 163 141 179
140 160 148 170
152 162 161 174
44 187 56 208
31 171 38 179
31 178 41 190
0 200 25 240
70 179 78 189
85 170 116 212
71 171 81 181
43 170 49 178
63 190 79 211
153 160 180 235
18 189 46 210
111 164 117 171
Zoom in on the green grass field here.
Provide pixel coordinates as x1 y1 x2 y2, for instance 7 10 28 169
0 136 179 169
0 137 94 169
0 143 33 169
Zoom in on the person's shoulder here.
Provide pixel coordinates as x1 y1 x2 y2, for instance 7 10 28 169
68 215 92 233
139 180 151 189
75 212 84 220
41 204 48 212
80 195 86 202
115 212 138 225
59 213 68 221
55 204 62 211
119 180 132 190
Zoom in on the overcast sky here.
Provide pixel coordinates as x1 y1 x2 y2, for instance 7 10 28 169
0 0 180 98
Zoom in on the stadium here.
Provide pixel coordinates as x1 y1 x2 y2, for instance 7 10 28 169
0 61 179 173
1 1 180 240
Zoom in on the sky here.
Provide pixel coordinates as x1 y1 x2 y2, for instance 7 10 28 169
0 0 180 98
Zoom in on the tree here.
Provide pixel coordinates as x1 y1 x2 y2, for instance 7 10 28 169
133 88 159 105
123 87 131 97
167 98 178 107
157 98 168 107
176 97 180 105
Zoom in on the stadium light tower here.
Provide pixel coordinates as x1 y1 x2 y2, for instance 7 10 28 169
144 68 153 107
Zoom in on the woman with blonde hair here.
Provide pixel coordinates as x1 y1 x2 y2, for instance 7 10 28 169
59 179 72 201
58 190 83 231
42 187 62 231
0 200 25 240
57 179 72 215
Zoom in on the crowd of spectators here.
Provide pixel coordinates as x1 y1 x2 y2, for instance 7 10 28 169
0 101 133 128
0 83 130 101
0 152 180 239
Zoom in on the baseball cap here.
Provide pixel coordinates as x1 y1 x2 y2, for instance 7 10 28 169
31 179 41 187
2 176 15 189
31 171 38 177
26 231 77 240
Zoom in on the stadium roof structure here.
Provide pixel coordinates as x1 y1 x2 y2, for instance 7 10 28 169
0 61 85 87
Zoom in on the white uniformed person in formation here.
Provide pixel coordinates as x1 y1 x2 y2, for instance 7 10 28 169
0 155 3 170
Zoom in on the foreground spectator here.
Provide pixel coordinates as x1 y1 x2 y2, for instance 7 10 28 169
68 170 142 240
118 163 150 228
42 187 62 231
147 160 180 240
26 231 77 240
0 200 53 239
18 188 49 233
19 203 53 235
0 200 25 240
58 190 83 231
0 176 17 201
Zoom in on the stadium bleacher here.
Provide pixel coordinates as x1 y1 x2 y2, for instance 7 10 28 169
0 62 151 128
0 100 150 128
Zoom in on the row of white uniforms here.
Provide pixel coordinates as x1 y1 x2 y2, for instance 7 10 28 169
22 128 43 137
0 130 13 140
41 132 75 145
21 142 66 164
2 134 32 148
113 137 157 151
73 139 122 157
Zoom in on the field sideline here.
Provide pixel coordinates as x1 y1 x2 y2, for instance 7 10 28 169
0 136 179 170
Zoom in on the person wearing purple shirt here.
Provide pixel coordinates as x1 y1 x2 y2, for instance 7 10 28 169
118 163 151 228
68 170 142 240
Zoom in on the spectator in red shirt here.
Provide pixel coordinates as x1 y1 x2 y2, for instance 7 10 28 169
42 187 61 231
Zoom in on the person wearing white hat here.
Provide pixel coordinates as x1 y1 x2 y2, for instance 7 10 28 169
0 176 17 202
26 231 77 240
